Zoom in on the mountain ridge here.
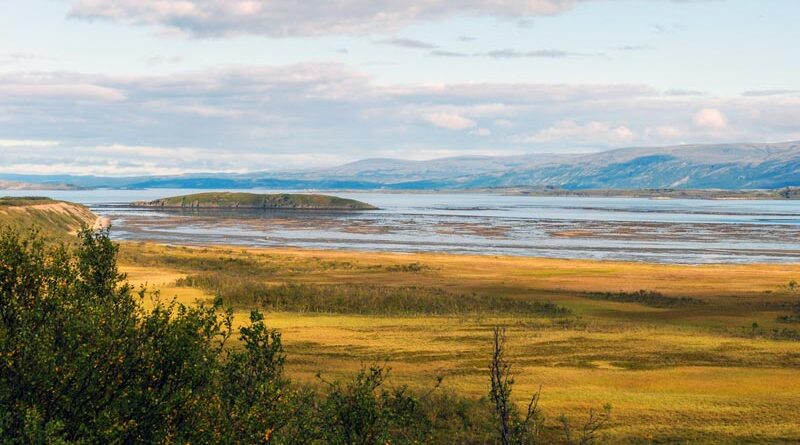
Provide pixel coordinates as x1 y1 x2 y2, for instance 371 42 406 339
2 141 799 191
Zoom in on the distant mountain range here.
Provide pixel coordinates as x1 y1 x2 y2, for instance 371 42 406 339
3 141 800 191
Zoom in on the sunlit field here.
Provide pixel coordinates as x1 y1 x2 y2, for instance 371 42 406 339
119 242 800 444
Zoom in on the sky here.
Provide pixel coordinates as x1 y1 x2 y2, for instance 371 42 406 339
0 0 799 175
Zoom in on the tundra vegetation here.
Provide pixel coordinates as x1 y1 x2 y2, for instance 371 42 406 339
116 241 800 444
5 218 800 443
1 228 608 444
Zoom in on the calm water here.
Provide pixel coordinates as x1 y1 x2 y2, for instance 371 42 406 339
5 188 800 264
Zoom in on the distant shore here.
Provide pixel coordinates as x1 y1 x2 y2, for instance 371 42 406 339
317 187 800 200
5 185 800 200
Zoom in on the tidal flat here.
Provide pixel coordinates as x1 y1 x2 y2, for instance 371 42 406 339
94 192 800 264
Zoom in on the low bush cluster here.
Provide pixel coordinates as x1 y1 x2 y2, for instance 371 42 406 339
176 273 571 317
582 290 704 308
776 301 800 323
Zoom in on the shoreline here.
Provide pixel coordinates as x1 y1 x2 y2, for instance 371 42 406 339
118 239 800 270
113 235 800 267
5 186 800 200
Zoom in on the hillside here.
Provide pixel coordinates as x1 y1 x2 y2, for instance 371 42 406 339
0 197 102 235
133 192 377 210
283 153 576 183
481 141 800 190
291 141 800 190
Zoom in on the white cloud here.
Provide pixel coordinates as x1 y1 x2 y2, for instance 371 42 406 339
693 108 728 130
1 63 799 174
470 128 492 136
0 83 126 101
68 0 587 37
0 142 353 175
0 139 60 148
0 162 205 177
645 125 684 139
522 120 635 144
422 112 477 130
376 37 438 49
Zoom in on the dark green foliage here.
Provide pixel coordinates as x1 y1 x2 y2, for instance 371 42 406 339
419 391 497 444
176 273 572 316
777 282 800 323
6 230 228 442
316 366 429 444
582 290 704 308
776 301 800 323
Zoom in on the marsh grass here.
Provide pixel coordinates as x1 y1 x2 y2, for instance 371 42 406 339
776 301 800 323
581 290 705 308
384 262 430 273
175 272 572 316
118 243 800 443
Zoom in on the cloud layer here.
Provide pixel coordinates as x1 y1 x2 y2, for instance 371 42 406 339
69 0 588 37
1 63 799 175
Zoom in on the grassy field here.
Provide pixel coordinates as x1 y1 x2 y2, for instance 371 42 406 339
119 242 800 444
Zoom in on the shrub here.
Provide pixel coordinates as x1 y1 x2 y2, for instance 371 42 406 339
776 301 800 323
582 290 703 308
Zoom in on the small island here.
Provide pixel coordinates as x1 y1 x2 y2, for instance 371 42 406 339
132 192 378 211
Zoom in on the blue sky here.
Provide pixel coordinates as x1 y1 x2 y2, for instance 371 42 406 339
0 0 798 175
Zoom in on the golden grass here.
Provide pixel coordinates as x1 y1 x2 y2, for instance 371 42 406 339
119 242 800 443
